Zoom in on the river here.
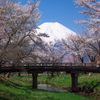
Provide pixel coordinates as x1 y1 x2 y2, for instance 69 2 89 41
38 84 68 92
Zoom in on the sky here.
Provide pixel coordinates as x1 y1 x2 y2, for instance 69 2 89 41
16 0 86 33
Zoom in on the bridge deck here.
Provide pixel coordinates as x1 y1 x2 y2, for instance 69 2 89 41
0 63 100 73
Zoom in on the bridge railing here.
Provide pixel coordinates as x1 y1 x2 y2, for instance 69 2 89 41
1 63 97 69
25 63 93 67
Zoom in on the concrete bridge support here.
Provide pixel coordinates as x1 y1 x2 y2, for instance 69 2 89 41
71 73 79 92
32 73 38 89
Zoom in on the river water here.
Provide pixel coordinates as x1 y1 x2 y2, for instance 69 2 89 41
38 84 68 92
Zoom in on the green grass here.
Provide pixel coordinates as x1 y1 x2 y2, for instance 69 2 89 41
0 73 99 100
38 74 71 88
0 81 95 100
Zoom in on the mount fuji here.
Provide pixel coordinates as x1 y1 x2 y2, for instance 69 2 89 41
36 22 76 43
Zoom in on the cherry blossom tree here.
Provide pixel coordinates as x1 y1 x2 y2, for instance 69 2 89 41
46 41 66 76
63 34 86 63
0 0 6 36
0 0 42 66
45 41 66 63
74 0 100 62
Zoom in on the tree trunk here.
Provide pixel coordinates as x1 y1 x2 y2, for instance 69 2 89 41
7 72 11 78
18 71 21 76
57 71 59 77
51 71 54 77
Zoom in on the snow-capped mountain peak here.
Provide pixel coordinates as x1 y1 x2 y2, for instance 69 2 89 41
36 22 76 43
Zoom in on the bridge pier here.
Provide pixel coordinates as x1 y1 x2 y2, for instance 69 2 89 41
32 73 38 89
71 73 79 92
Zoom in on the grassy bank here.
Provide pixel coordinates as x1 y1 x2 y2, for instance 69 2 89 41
38 73 100 90
0 83 95 100
0 73 99 100
38 73 100 100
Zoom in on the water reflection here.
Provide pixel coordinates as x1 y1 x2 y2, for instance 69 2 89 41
38 84 68 92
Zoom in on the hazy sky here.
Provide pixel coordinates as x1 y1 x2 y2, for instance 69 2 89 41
16 0 86 33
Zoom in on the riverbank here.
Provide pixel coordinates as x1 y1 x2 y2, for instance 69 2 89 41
38 73 100 100
0 74 96 100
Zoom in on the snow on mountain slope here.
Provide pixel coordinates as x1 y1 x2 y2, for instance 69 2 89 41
36 22 76 43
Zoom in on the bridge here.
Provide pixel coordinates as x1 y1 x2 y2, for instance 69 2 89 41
0 63 100 92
